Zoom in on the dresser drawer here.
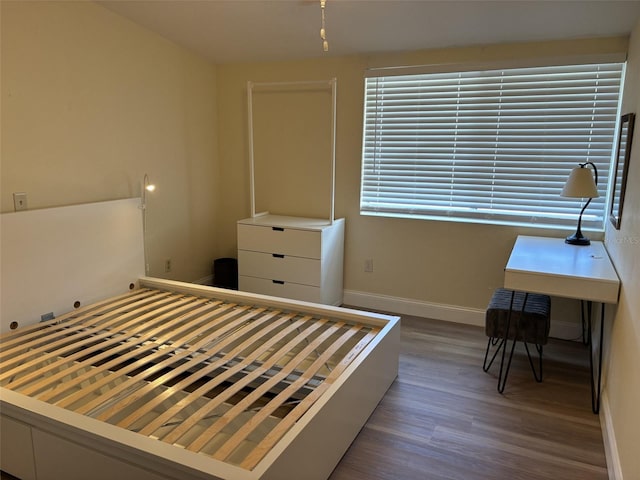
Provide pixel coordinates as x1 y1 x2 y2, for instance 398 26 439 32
239 276 322 303
238 250 320 286
237 224 321 259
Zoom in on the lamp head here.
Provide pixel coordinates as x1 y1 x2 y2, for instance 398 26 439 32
141 174 156 212
143 174 156 193
561 162 599 199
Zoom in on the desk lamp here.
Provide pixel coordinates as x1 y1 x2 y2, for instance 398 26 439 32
561 162 599 245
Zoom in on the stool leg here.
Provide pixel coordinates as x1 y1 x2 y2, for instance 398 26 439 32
523 341 544 382
496 291 529 394
483 336 504 372
496 291 515 393
538 344 543 381
497 334 518 393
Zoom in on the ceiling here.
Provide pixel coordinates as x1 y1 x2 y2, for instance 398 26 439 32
97 0 640 64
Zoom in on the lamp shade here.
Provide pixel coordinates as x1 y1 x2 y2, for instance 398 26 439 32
561 166 599 198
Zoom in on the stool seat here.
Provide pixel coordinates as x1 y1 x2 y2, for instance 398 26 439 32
483 288 551 393
486 288 550 344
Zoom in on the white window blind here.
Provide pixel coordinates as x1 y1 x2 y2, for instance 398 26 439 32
360 63 625 229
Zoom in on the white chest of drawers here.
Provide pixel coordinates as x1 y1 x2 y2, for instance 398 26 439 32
237 215 345 306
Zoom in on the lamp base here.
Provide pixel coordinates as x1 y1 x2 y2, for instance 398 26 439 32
565 233 591 246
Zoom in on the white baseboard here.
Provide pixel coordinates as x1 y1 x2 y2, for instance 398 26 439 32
548 319 583 342
343 290 485 326
193 274 213 286
343 290 583 341
601 390 623 480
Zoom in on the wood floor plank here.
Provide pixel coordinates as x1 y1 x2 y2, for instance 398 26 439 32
328 314 607 480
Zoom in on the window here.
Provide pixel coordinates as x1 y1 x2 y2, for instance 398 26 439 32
360 62 625 230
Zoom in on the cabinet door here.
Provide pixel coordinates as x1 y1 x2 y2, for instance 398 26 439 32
238 224 321 258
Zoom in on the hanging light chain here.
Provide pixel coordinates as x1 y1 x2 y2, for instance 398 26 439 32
320 0 328 52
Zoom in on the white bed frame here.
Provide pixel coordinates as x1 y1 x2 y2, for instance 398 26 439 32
0 199 400 480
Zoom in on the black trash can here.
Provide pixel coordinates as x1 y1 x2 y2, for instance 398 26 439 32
212 257 238 290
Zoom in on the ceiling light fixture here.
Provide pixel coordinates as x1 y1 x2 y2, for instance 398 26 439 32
320 0 328 52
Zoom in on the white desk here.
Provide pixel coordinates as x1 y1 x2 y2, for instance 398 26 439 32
504 235 620 413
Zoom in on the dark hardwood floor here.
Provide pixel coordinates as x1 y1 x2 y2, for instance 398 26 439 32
329 314 607 480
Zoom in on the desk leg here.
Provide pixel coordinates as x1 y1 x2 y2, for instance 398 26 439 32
587 301 605 414
580 300 590 346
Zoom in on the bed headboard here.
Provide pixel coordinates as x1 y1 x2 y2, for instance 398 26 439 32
0 198 145 333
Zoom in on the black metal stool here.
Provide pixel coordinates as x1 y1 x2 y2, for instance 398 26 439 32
483 288 551 393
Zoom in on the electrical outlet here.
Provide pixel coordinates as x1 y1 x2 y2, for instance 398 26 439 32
165 258 172 273
13 192 28 211
364 258 374 273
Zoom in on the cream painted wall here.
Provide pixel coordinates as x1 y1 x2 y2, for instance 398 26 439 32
602 17 640 480
216 37 628 325
1 1 219 282
252 86 333 219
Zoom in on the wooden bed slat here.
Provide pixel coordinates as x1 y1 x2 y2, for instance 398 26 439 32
0 291 178 374
0 288 152 342
0 293 190 391
21 298 220 398
94 305 271 422
135 312 306 437
141 313 315 442
209 324 367 462
184 321 349 453
0 286 391 475
157 316 327 445
0 289 158 355
241 329 380 470
115 308 284 430
6 296 205 395
71 304 253 417
35 300 230 405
